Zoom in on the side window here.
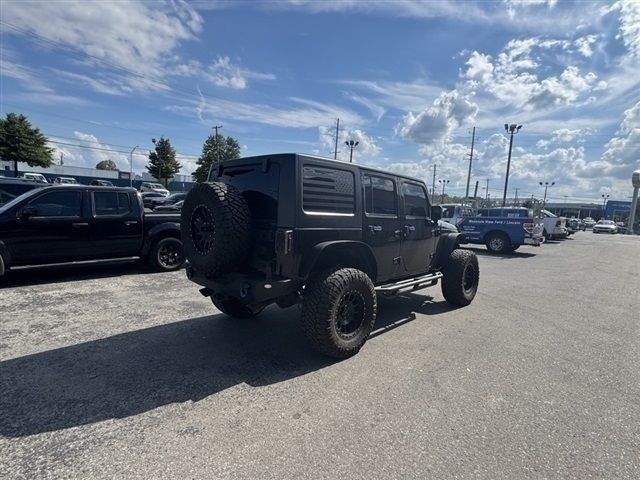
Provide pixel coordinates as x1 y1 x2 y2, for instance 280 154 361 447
94 192 119 216
402 182 428 218
29 191 82 217
363 174 397 216
302 165 355 215
118 193 131 214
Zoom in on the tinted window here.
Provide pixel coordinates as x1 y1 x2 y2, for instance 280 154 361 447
94 191 132 215
303 165 355 215
94 192 118 215
29 191 81 216
118 193 131 214
363 174 397 215
403 183 428 217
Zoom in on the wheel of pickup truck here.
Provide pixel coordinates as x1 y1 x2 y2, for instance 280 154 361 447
212 296 264 319
302 268 377 359
181 182 251 276
485 232 509 254
0 252 5 279
441 249 479 306
150 236 185 271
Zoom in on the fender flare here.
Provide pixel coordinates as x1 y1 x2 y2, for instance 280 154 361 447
299 240 377 282
142 222 181 256
432 233 463 270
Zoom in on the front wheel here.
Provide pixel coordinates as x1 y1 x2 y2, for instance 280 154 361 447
150 237 185 271
302 268 377 359
441 249 479 306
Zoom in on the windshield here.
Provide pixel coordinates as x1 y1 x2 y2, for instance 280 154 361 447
150 183 165 189
598 220 614 225
441 206 457 218
541 209 557 218
0 187 42 214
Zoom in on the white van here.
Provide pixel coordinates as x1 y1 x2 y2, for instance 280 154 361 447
20 172 48 183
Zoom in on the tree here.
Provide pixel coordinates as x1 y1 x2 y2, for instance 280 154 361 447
96 159 118 171
0 113 54 175
193 134 241 182
146 137 181 186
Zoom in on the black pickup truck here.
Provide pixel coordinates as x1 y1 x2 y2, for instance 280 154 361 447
0 185 184 278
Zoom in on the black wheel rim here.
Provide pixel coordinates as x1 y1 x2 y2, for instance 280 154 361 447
191 205 215 254
335 291 365 340
462 264 476 293
158 240 183 268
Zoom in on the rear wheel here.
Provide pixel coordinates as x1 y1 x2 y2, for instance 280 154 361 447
485 232 509 254
212 297 264 319
0 253 5 278
302 268 377 358
150 237 185 271
441 249 479 306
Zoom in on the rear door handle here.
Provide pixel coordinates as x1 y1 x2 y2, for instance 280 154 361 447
124 221 138 226
72 222 88 227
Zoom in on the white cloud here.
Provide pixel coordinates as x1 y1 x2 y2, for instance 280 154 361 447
318 126 381 161
338 79 443 112
398 90 478 144
612 0 640 58
600 100 640 178
174 56 276 90
3 0 202 92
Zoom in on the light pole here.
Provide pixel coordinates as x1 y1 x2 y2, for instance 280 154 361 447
502 123 522 207
439 179 450 203
539 181 555 209
129 145 138 188
345 140 359 163
601 193 610 219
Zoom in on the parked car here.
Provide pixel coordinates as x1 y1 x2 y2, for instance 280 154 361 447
141 191 166 209
90 179 114 186
154 200 184 212
140 182 169 196
53 177 79 185
19 172 48 184
566 217 581 234
583 217 596 229
148 192 187 209
181 153 479 358
457 207 544 253
593 220 618 234
0 177 45 207
0 186 184 278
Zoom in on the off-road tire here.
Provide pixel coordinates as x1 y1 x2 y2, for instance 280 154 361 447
441 249 479 306
149 237 185 271
0 253 5 278
212 296 264 319
302 268 377 359
485 232 509 254
181 182 251 276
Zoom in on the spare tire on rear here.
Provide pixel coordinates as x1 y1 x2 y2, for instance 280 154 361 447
181 182 251 277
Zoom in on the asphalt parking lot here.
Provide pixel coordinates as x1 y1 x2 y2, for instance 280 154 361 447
1 233 639 479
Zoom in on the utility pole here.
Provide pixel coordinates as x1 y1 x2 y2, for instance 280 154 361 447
129 145 138 188
206 125 223 181
513 188 519 206
503 123 523 207
432 164 437 198
485 178 490 201
473 181 479 208
465 126 476 199
60 152 64 166
333 118 340 159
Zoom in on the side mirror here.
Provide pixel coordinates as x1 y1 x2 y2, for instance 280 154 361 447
20 206 37 218
431 205 442 221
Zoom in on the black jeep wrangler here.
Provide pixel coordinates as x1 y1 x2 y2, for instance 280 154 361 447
181 154 479 358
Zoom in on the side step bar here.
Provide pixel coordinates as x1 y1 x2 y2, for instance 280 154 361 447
375 272 443 294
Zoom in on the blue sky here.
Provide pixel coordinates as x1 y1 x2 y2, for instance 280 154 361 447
1 0 638 203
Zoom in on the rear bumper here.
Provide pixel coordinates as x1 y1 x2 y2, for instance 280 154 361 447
186 266 299 304
524 237 542 246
